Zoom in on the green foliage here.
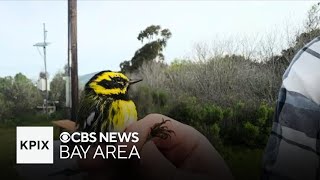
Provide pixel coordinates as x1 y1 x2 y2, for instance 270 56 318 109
120 25 172 72
221 146 263 180
130 85 170 118
167 96 199 124
211 123 220 136
223 107 233 120
130 85 270 148
0 73 67 126
202 104 223 125
133 86 274 148
151 90 168 107
257 104 268 126
50 72 66 108
0 73 42 123
255 103 274 145
169 59 192 71
130 85 153 117
242 121 260 147
256 103 273 127
137 25 171 44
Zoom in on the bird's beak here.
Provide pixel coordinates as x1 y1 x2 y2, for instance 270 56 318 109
129 79 143 85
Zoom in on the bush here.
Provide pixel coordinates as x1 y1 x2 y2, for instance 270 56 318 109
210 123 220 138
202 104 223 125
168 96 200 124
242 121 260 147
132 86 274 148
151 90 168 107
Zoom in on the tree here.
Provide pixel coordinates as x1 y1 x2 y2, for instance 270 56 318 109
12 73 42 114
120 25 172 72
273 2 320 67
0 76 14 121
305 3 320 32
50 72 66 108
0 73 42 121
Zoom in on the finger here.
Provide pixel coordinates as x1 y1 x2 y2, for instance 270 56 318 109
179 134 233 180
120 114 178 153
125 114 201 167
139 141 176 180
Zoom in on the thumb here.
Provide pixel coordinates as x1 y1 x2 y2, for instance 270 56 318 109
139 141 176 180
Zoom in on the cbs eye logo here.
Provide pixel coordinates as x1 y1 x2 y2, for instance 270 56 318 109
60 132 70 143
59 131 97 143
16 127 53 164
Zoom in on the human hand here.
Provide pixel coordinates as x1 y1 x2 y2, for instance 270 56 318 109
78 114 233 180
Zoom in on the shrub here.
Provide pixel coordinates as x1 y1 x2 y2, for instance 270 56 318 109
151 90 168 107
210 123 220 138
202 104 224 125
242 121 260 147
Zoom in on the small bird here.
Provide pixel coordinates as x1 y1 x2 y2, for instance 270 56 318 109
76 70 174 139
76 70 142 133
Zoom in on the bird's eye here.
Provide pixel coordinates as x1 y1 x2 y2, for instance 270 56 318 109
119 82 126 86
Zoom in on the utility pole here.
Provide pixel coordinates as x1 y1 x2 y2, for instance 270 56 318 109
34 23 49 120
69 0 79 121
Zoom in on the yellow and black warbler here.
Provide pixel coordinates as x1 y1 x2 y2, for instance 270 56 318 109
76 70 142 133
76 70 173 139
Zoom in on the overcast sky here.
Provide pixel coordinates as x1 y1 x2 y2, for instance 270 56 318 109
0 1 317 80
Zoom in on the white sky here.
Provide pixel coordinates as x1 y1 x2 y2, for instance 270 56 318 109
0 1 317 80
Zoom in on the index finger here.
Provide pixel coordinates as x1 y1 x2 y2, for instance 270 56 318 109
124 114 201 167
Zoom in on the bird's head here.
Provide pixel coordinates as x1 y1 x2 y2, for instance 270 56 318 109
85 70 142 96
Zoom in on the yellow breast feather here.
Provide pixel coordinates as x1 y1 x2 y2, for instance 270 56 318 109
101 100 138 132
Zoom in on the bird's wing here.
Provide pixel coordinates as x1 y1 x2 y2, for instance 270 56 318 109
76 93 100 132
76 93 111 133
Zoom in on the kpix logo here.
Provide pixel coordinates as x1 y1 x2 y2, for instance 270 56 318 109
20 140 49 150
16 127 53 164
